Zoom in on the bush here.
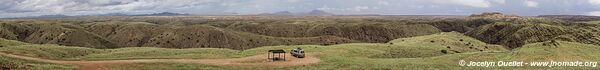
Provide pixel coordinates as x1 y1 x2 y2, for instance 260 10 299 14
452 50 461 53
441 50 448 54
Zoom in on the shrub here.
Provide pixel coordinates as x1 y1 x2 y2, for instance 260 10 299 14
452 50 461 53
441 50 448 54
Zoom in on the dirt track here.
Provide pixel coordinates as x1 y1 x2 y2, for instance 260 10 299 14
0 53 320 70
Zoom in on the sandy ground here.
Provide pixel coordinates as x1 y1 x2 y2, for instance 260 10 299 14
0 53 320 70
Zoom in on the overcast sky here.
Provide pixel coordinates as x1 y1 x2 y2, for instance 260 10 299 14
1 0 600 18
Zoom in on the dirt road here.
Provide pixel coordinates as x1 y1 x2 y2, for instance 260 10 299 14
0 53 320 70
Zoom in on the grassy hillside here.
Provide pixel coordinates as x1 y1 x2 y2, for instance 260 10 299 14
2 15 600 70
0 32 504 60
1 31 599 69
112 39 599 70
0 20 363 50
0 17 445 50
556 22 600 46
0 56 77 70
108 39 600 70
7 16 599 50
382 32 507 58
220 22 441 43
467 18 600 49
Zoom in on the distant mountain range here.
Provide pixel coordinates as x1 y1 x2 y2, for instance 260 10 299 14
11 12 192 18
94 13 130 16
537 15 600 21
17 14 72 18
131 12 190 16
258 10 335 16
6 10 430 19
96 12 191 16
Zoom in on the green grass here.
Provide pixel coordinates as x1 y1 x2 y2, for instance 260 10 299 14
0 56 77 70
106 40 600 70
110 63 243 70
1 32 599 69
1 32 502 60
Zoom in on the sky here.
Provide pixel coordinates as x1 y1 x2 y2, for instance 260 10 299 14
1 0 600 18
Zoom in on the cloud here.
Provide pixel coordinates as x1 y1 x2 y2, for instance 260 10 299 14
588 11 600 16
287 0 300 3
1 0 222 16
591 0 600 5
431 0 492 8
317 5 372 12
377 1 390 6
0 0 598 17
353 6 370 11
525 0 539 7
491 0 506 4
